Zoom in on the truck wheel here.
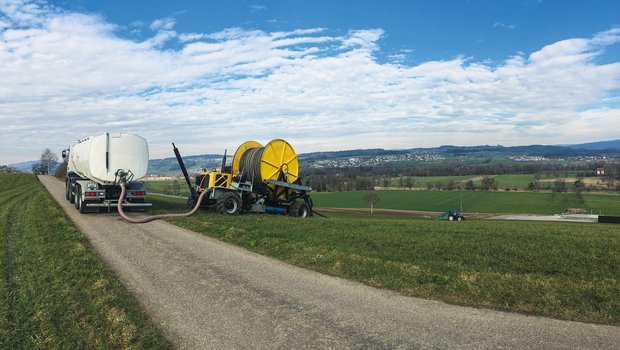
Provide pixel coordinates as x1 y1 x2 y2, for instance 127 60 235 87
65 181 70 201
457 216 463 222
448 215 454 221
75 185 81 211
79 195 87 214
69 182 75 204
216 192 241 215
289 203 310 218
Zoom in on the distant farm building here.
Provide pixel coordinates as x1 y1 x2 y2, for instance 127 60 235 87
596 168 605 176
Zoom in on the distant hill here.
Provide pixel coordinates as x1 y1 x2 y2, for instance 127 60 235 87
148 154 230 175
8 139 618 176
569 139 620 151
8 160 60 173
148 139 620 174
8 160 39 172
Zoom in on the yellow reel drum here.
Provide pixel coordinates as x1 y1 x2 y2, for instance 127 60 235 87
233 139 300 196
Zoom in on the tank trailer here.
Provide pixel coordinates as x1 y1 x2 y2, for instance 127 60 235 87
63 133 151 213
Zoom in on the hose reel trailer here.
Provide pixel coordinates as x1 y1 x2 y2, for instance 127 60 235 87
174 139 313 217
235 139 300 196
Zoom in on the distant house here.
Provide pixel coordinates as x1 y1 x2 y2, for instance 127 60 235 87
596 168 605 176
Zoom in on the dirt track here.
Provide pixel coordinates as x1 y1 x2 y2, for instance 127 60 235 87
39 175 620 349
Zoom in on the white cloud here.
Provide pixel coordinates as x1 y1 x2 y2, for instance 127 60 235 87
179 32 206 42
493 22 515 29
149 17 175 31
0 0 619 164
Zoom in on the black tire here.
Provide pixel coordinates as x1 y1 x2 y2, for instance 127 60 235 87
187 196 197 209
65 181 70 201
69 182 75 204
289 202 310 218
457 216 464 222
75 185 81 211
216 192 241 215
448 215 454 221
79 194 87 214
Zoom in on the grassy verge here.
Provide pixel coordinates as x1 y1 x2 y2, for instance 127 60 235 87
147 195 620 325
0 174 170 349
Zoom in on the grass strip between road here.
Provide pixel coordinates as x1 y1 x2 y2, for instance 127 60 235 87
150 195 620 326
0 173 170 349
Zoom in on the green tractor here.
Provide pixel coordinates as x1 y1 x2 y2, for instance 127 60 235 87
436 210 465 222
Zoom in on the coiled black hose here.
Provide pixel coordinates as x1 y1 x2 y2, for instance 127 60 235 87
239 147 265 185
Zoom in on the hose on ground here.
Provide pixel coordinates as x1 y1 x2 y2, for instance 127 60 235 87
117 183 208 224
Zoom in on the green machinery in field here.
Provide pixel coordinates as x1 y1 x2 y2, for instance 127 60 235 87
436 210 465 221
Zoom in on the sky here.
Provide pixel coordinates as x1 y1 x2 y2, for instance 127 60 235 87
1 0 620 164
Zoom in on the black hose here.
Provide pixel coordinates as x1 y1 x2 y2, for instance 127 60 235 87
239 147 265 185
117 183 209 224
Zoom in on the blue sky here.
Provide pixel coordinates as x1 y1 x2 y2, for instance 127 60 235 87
1 0 619 163
66 0 620 64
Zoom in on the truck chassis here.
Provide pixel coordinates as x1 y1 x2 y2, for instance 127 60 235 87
66 172 151 213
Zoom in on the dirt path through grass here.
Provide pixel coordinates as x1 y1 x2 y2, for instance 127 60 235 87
39 175 620 349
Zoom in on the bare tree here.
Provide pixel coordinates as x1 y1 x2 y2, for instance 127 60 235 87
41 148 58 175
363 193 380 214
480 176 498 191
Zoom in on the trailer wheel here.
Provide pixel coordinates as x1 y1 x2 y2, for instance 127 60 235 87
289 202 310 218
216 192 241 215
187 197 196 209
69 182 75 204
75 185 81 211
78 195 87 214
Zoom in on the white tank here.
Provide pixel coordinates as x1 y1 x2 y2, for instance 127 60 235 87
68 133 149 184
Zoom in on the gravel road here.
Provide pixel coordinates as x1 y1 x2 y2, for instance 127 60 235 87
39 175 620 349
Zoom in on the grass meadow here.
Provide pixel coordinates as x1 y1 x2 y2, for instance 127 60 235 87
0 174 170 349
312 189 620 215
144 177 620 215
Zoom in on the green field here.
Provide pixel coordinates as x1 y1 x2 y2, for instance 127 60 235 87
475 173 584 190
477 174 535 189
143 177 620 215
143 178 191 197
311 190 620 215
0 174 170 349
387 173 579 189
387 175 466 187
144 194 620 326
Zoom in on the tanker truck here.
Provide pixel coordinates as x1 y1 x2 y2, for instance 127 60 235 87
62 133 151 213
173 139 314 217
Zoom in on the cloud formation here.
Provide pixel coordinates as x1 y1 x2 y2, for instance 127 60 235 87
1 0 619 163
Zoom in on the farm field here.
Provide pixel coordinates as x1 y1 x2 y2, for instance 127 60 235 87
143 177 191 197
475 174 538 189
0 174 170 349
384 173 616 191
144 174 619 213
146 194 620 326
311 190 620 215
387 175 466 187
